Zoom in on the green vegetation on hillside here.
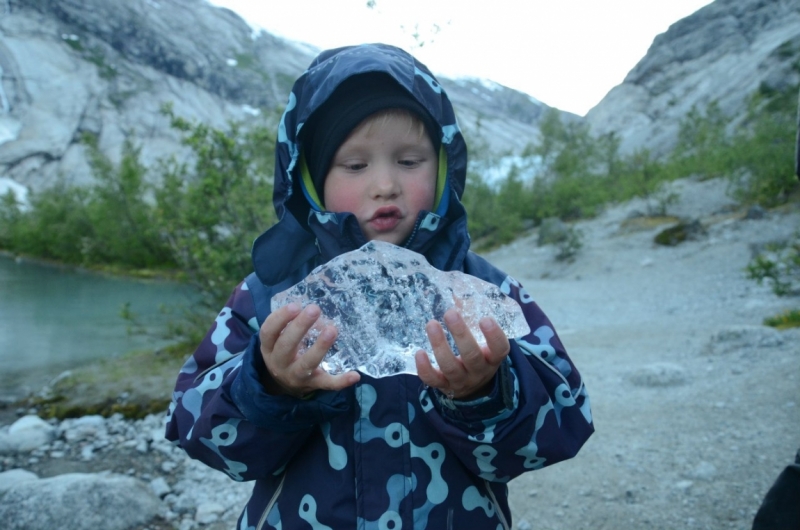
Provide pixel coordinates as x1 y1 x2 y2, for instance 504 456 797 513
464 81 798 251
1 81 798 341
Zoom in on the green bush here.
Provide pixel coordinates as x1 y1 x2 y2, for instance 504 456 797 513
83 135 175 269
764 309 800 329
154 104 278 329
669 102 738 180
0 183 93 263
463 79 798 255
746 236 800 296
525 110 610 220
727 89 797 206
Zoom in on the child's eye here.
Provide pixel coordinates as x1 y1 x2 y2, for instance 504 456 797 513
343 162 367 171
398 159 421 168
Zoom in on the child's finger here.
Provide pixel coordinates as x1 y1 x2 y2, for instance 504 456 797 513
425 319 462 377
441 310 484 369
315 370 361 392
293 325 338 377
270 305 322 367
478 317 511 365
259 303 302 352
415 350 448 389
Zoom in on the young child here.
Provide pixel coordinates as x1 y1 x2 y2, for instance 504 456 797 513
165 43 594 530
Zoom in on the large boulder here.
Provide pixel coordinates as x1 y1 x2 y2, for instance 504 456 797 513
0 469 39 494
0 472 162 530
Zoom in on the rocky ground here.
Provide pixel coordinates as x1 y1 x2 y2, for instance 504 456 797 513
1 176 798 530
492 177 800 530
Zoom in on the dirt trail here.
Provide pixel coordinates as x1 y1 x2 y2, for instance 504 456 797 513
485 177 800 530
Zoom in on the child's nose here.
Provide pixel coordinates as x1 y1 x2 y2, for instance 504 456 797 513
370 166 400 198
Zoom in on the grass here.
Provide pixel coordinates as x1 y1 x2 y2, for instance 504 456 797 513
764 309 800 330
27 342 194 420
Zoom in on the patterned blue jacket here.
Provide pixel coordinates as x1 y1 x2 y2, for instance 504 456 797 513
165 43 594 530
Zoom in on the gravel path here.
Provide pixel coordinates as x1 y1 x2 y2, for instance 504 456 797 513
488 177 800 530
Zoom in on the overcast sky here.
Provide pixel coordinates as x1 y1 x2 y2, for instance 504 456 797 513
209 0 714 116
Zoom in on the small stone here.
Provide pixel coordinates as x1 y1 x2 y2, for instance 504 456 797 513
150 477 172 498
195 502 225 524
744 205 765 220
627 363 688 387
80 446 94 461
688 461 717 480
517 519 532 530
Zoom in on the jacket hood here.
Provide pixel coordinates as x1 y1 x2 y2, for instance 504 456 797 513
253 43 471 286
273 43 467 222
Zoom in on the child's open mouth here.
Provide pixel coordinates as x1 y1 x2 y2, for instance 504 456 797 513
369 207 402 232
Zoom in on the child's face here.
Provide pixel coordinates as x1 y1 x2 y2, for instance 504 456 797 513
324 113 437 245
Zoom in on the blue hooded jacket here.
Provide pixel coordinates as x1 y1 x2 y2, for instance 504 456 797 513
165 43 594 530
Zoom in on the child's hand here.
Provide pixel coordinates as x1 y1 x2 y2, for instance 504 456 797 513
415 308 510 401
259 303 360 398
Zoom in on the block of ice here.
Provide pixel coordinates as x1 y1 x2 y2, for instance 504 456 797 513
271 241 530 377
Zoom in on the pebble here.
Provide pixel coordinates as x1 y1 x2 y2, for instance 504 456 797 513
517 519 532 530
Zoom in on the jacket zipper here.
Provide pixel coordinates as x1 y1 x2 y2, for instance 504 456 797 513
256 473 286 530
484 480 510 530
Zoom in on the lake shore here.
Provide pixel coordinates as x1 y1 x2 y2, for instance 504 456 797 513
0 252 192 404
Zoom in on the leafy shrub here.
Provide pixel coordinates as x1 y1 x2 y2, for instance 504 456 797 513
524 110 610 221
154 104 278 329
83 135 175 269
555 226 583 262
763 309 800 329
726 88 798 207
669 102 738 180
613 149 677 215
746 237 800 296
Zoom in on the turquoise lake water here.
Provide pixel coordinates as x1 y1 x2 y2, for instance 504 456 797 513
0 256 190 399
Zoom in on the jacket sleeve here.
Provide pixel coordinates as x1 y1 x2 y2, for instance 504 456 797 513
164 281 350 482
420 272 594 483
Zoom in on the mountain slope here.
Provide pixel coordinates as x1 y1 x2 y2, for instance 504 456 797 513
0 0 549 194
586 0 800 157
0 0 314 190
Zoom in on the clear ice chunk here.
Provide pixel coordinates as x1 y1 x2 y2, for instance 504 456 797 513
271 241 530 378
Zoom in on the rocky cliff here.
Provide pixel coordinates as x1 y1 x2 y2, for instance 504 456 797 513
586 0 800 157
0 0 314 191
0 0 550 194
